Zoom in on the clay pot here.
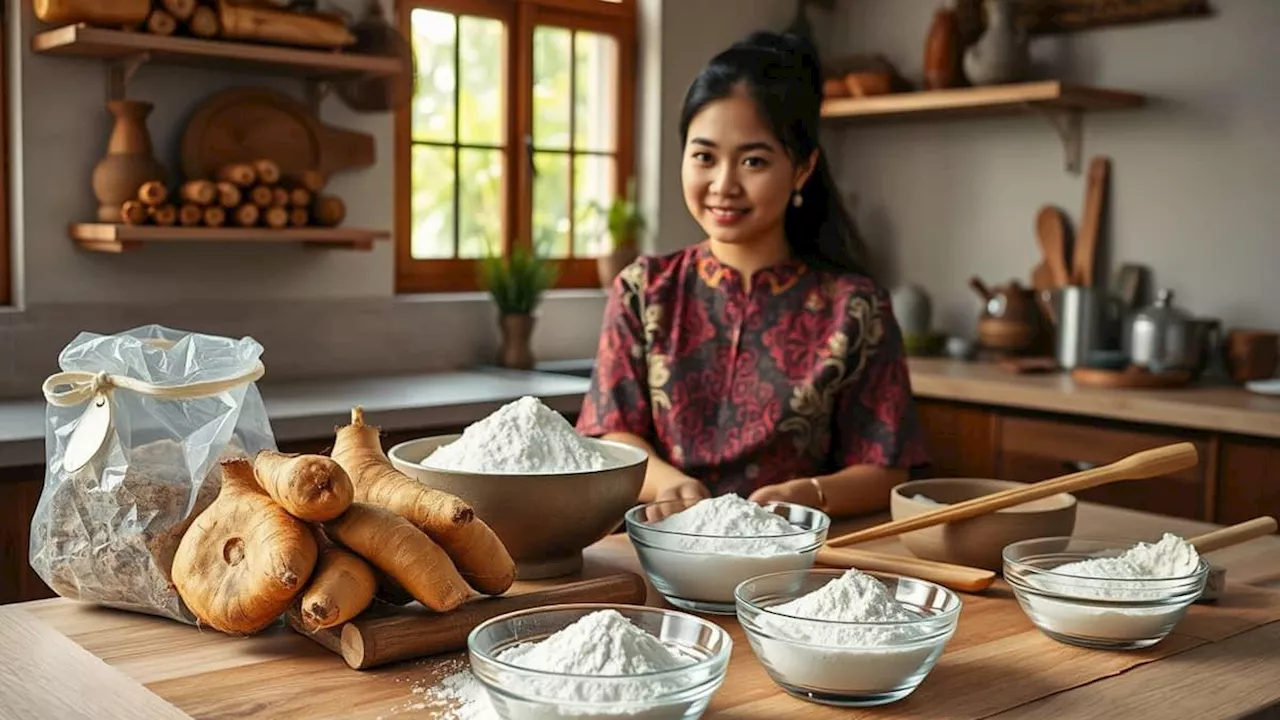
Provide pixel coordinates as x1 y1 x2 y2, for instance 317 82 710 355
498 314 536 370
92 100 165 223
596 245 638 289
1224 329 1280 383
923 4 962 90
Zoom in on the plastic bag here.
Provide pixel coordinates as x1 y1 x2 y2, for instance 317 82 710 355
30 325 277 623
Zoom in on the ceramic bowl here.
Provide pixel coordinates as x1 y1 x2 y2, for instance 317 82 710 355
388 435 647 580
889 478 1077 571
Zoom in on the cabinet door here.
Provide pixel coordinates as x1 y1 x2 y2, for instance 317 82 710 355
915 399 998 479
999 415 1208 520
1216 438 1280 526
0 475 54 605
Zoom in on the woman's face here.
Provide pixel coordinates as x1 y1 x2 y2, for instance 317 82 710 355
681 89 814 246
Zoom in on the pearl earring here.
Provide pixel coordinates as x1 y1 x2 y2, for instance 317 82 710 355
792 191 804 208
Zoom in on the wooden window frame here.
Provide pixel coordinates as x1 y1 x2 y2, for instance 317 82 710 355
396 0 636 294
0 8 9 307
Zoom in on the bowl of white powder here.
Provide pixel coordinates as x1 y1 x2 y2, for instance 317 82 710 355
466 604 731 720
623 494 830 615
1003 534 1209 650
388 396 648 579
735 568 961 707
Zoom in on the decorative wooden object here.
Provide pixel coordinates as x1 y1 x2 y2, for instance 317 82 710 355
147 9 178 36
216 0 356 49
180 180 216 206
189 6 220 38
1021 0 1212 34
161 0 198 22
151 204 177 227
33 0 151 26
92 100 165 223
923 4 962 89
313 195 345 227
216 181 242 208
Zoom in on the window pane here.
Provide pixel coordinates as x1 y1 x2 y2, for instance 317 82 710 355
533 152 570 258
574 32 618 153
411 145 455 259
573 154 616 257
533 26 572 149
410 9 456 144
458 148 504 259
458 16 504 146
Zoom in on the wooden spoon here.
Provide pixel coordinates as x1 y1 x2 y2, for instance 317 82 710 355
826 442 1199 548
1072 156 1109 286
1035 206 1072 287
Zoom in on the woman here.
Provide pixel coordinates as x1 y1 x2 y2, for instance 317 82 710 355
576 31 928 517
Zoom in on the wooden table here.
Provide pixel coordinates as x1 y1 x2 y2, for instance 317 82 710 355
3 503 1279 720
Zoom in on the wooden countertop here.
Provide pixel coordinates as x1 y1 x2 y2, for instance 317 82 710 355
3 503 1279 720
908 358 1280 439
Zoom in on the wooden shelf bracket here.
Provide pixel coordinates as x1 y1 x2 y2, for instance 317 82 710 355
1029 105 1084 174
106 51 151 101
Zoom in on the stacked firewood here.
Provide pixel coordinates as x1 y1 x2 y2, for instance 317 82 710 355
144 0 221 38
121 160 347 229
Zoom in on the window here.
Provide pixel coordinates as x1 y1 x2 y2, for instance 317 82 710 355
397 0 636 293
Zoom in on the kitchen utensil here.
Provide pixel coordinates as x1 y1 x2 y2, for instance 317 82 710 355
387 435 647 579
180 88 376 182
825 442 1198 548
1070 366 1192 389
1050 285 1122 370
334 0 417 113
1072 156 1109 286
815 546 995 592
1225 329 1280 383
1112 263 1151 313
971 277 1041 354
1190 516 1278 553
288 573 648 670
891 284 933 337
962 0 1029 86
1186 317 1223 378
1125 289 1211 373
885 478 1077 571
1035 206 1072 287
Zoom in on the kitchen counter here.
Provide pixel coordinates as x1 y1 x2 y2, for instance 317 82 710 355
908 358 1280 440
4 503 1279 720
0 368 592 469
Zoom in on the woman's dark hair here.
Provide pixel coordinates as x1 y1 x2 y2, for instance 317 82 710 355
679 31 870 276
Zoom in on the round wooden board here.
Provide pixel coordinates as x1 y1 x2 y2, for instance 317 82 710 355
1071 366 1192 389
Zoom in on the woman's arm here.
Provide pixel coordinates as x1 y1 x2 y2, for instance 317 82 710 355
603 431 709 503
748 465 905 516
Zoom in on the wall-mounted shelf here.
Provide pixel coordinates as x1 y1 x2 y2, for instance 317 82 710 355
69 224 390 253
821 81 1145 173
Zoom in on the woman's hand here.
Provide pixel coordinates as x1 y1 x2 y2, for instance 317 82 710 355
748 478 821 508
644 476 711 521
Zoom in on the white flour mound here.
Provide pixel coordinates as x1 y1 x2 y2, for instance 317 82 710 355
761 569 925 646
423 396 614 474
414 610 699 719
653 494 806 556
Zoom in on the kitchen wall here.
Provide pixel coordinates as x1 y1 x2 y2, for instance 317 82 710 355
824 0 1280 337
0 0 796 398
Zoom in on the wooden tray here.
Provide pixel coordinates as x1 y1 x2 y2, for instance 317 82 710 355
1071 366 1192 389
179 87 375 181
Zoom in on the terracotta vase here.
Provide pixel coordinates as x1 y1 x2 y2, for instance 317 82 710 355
92 100 166 223
498 314 536 370
596 244 638 289
923 3 962 90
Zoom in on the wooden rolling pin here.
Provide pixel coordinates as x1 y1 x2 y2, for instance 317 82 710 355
815 547 995 593
827 443 1199 548
290 572 647 670
1190 516 1277 553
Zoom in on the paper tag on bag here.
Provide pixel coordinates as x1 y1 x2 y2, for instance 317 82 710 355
63 392 113 473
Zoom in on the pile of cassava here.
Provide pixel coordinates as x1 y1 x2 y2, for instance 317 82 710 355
171 407 514 635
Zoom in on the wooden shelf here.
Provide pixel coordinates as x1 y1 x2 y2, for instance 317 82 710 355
31 25 402 80
821 81 1145 173
69 224 391 253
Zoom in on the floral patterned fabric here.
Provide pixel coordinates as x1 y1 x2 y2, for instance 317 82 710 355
576 242 929 496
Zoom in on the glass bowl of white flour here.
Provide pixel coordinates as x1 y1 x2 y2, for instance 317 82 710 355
624 495 830 614
734 568 961 707
467 604 731 720
1003 534 1209 650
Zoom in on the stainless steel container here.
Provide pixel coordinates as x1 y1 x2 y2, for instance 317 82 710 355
1124 289 1212 373
1051 286 1122 370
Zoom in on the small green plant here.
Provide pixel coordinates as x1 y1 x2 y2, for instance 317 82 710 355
478 238 560 316
583 177 646 254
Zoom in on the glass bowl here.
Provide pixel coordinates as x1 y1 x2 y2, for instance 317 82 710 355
1003 537 1210 650
624 500 830 614
735 569 961 707
467 603 732 720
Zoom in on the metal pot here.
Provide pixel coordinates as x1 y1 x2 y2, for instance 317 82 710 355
1124 289 1217 374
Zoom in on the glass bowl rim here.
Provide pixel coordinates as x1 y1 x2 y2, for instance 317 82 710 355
1002 536 1211 584
624 500 831 541
734 568 964 628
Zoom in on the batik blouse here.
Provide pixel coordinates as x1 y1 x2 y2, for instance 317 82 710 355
576 242 929 497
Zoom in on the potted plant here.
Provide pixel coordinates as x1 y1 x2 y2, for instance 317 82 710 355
478 240 559 370
584 178 646 288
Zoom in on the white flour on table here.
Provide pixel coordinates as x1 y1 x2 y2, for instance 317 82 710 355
423 396 613 474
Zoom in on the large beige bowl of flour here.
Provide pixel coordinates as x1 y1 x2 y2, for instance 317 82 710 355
388 435 647 580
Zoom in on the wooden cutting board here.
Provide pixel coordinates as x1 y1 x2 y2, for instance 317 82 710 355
180 88 375 181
